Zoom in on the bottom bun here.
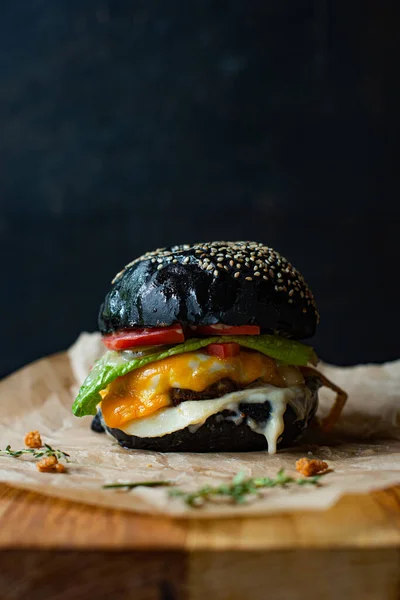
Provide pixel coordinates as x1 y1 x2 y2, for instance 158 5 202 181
94 376 320 453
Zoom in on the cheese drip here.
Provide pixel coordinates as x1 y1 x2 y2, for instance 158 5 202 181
113 384 314 454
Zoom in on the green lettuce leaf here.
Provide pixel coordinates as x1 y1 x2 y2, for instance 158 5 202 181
72 335 316 418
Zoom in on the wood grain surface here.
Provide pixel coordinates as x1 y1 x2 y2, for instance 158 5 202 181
1 484 400 599
1 483 400 551
1 548 399 600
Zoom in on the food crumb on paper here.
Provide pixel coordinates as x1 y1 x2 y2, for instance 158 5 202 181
296 457 329 477
24 430 42 449
37 455 66 473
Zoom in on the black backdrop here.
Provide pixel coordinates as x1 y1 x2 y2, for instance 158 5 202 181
1 1 399 378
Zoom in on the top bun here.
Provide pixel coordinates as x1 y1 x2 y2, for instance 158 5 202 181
99 241 319 339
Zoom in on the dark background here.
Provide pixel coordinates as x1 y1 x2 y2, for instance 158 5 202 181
1 1 399 378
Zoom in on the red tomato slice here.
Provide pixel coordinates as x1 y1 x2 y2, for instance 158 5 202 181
192 324 260 336
102 324 185 350
207 343 240 359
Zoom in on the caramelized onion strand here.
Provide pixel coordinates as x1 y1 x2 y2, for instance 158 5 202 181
300 366 348 432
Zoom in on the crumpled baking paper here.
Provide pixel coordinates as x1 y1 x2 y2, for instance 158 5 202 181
0 332 399 518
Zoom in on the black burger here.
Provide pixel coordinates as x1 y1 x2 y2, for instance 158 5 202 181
73 241 347 453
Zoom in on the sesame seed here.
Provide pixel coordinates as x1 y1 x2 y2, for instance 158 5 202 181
302 308 307 313
288 298 294 304
213 270 219 277
245 276 252 281
114 241 318 316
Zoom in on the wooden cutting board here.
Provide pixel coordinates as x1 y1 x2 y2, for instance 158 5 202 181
1 352 400 598
0 482 399 600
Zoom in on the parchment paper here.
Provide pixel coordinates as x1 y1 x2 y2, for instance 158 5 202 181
0 332 399 518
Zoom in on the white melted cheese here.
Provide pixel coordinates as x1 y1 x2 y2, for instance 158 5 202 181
118 384 311 454
246 401 287 454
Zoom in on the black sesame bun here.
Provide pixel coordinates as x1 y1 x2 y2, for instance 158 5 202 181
97 375 320 453
99 241 318 339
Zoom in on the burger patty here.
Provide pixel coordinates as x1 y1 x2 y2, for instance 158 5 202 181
170 378 240 406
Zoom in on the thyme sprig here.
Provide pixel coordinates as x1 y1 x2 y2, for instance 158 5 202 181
102 469 321 508
0 443 70 462
169 469 321 507
103 481 171 490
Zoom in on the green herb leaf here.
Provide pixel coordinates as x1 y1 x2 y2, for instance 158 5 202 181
103 481 171 490
73 334 316 417
168 470 321 507
0 444 70 462
232 471 246 485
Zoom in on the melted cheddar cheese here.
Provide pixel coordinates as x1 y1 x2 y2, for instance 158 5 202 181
100 350 284 429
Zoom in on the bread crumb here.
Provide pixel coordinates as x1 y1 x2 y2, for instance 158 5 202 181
36 455 66 473
24 430 42 449
296 457 329 477
54 463 66 473
36 456 57 472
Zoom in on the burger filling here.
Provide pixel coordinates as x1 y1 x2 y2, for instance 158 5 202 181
73 328 346 453
98 350 311 453
100 350 303 426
